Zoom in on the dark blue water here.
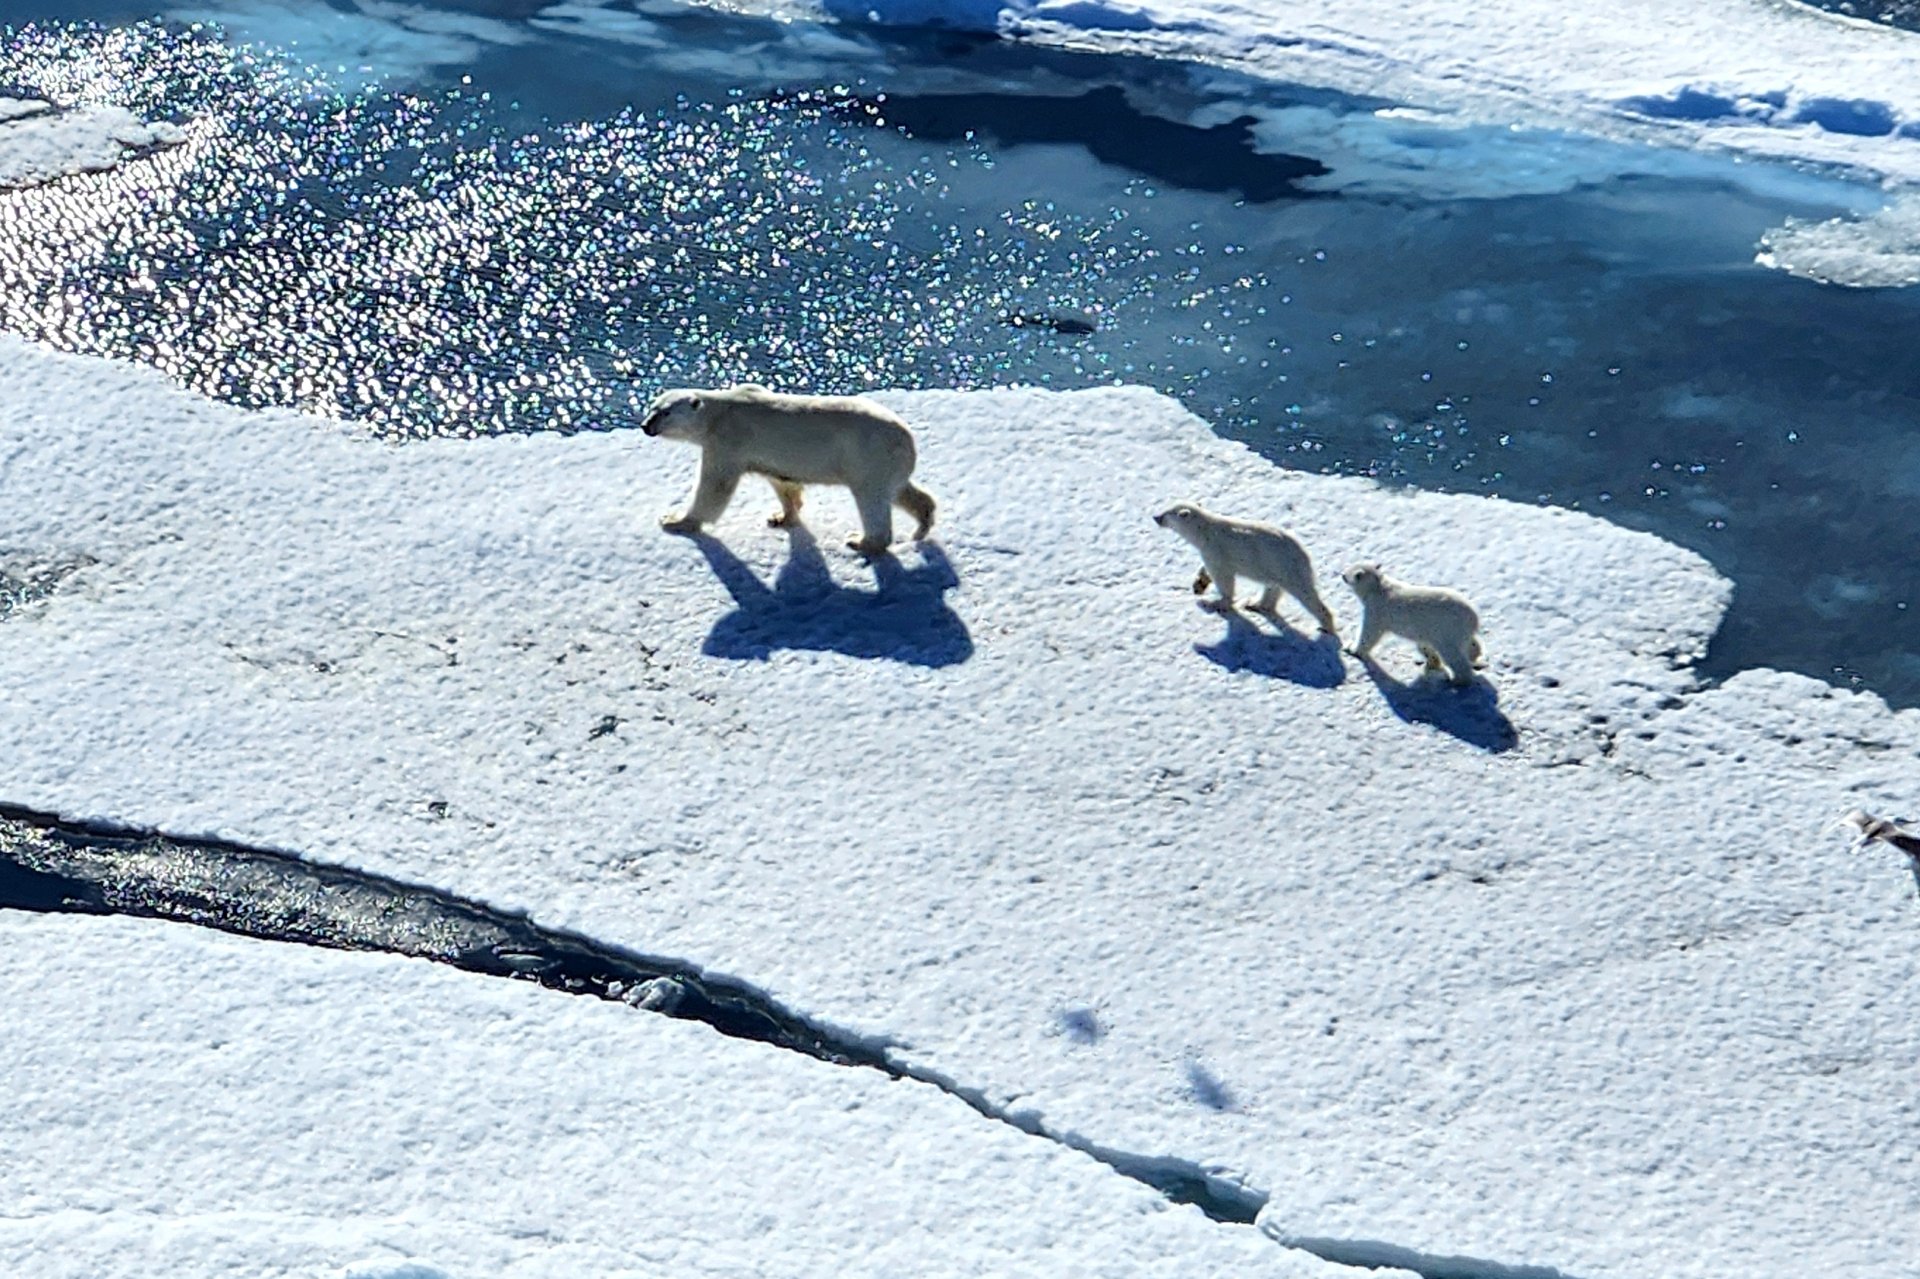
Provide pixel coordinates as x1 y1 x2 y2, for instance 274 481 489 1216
4 1 1919 704
1811 0 1920 31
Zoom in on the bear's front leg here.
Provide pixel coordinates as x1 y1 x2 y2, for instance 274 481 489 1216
1347 610 1384 660
663 456 741 533
1199 565 1238 613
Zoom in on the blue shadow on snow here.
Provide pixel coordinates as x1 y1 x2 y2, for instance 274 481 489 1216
1361 657 1517 754
1194 610 1345 689
693 528 972 667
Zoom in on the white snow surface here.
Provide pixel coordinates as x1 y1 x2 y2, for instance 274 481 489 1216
0 103 187 190
3 335 1919 1277
0 912 1355 1279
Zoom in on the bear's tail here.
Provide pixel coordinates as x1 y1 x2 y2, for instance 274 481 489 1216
1469 634 1486 668
897 483 936 540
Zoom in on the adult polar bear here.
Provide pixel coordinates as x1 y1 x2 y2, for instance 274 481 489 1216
642 384 936 556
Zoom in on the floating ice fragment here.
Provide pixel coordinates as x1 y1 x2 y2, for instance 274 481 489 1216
494 949 549 974
628 975 688 1013
1756 196 1920 288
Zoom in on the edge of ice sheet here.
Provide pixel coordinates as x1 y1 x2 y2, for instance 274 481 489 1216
5 335 1919 1279
0 911 1364 1279
695 0 1920 183
0 102 187 190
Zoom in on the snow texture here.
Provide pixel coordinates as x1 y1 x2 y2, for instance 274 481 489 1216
2 335 1917 1278
0 103 187 190
0 911 1356 1279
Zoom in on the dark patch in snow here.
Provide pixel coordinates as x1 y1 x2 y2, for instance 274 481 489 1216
1183 1059 1238 1112
1614 87 1753 123
1613 84 1911 138
1791 96 1899 136
1056 1004 1105 1043
1278 1233 1585 1279
0 554 95 620
0 801 896 1070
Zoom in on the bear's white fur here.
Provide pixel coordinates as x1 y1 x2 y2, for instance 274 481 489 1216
1154 503 1338 634
642 384 935 555
1342 563 1484 685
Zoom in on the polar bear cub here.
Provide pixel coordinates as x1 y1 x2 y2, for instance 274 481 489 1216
642 383 936 555
1154 503 1339 634
1342 563 1484 685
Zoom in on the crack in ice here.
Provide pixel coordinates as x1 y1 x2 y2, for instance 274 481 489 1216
0 800 1594 1279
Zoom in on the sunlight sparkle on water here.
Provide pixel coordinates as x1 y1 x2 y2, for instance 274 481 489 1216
0 23 1171 438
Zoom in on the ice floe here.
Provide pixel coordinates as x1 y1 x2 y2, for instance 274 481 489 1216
0 102 186 190
3 335 1916 1277
721 0 1920 182
0 911 1359 1279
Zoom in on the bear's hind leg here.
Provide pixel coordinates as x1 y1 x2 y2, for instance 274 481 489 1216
768 479 805 528
894 482 936 540
1251 584 1282 614
850 484 895 556
1437 641 1477 686
1292 582 1340 636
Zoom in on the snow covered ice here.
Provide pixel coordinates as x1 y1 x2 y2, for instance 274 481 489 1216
5 0 1920 1275
3 335 1917 1278
0 911 1359 1279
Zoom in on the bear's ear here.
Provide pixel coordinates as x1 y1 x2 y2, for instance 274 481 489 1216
686 394 703 411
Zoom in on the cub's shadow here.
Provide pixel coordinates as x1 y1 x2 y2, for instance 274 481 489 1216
692 528 972 667
1194 610 1345 689
1361 657 1518 753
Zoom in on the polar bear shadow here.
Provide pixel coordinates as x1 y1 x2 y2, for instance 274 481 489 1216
1193 611 1345 689
693 528 972 667
1359 657 1517 753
